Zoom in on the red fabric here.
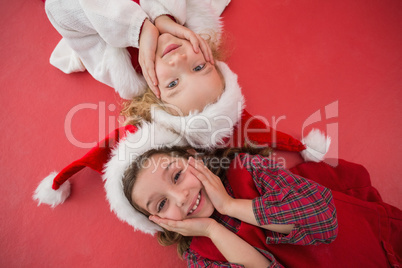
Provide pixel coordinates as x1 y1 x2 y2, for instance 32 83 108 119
289 160 383 202
190 159 402 267
165 14 176 23
230 109 306 152
127 47 142 75
52 125 137 190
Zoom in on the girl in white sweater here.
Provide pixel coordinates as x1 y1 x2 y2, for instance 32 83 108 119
45 0 228 99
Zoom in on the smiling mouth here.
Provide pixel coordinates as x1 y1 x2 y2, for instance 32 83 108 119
188 192 201 215
162 44 181 57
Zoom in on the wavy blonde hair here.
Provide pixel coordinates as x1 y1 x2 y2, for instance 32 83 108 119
120 32 229 126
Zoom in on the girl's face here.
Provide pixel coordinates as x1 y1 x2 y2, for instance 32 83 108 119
132 154 215 221
155 33 224 116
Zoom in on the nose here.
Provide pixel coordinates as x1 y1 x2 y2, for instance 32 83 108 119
168 53 187 66
172 188 190 208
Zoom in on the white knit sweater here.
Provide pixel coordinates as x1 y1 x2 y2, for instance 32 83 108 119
45 0 230 99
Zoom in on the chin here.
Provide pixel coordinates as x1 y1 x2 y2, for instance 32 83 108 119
157 34 172 54
204 206 215 218
158 32 173 40
200 202 215 218
158 33 178 47
188 201 215 220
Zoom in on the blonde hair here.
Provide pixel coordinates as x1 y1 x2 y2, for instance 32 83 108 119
120 88 165 126
122 145 271 258
121 32 229 126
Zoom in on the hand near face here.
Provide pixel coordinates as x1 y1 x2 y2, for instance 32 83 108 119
188 157 234 216
149 215 217 238
139 19 161 98
154 15 214 65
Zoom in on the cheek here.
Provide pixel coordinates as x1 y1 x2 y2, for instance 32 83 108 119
187 94 214 113
202 191 215 216
163 96 190 116
154 60 169 83
162 207 184 221
170 93 208 115
190 75 224 110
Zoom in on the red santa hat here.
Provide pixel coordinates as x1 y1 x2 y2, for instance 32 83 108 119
32 125 137 207
33 61 330 235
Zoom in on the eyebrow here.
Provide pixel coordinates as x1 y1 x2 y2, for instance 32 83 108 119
145 160 175 212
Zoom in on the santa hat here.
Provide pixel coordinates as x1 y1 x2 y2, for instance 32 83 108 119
33 61 330 235
32 125 137 207
33 121 187 234
102 122 188 235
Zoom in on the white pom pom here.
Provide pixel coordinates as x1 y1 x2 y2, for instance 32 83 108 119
33 172 71 207
301 129 331 162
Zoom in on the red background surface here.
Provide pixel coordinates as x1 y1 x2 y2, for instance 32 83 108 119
1 0 401 267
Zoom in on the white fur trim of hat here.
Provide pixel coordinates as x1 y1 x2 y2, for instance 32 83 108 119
103 121 187 235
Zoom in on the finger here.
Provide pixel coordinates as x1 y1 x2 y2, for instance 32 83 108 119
153 220 178 233
142 65 160 98
188 34 200 53
188 156 202 170
188 166 208 183
188 158 212 185
196 36 211 63
155 220 190 236
200 37 213 63
153 86 161 99
203 37 214 64
189 157 222 188
146 69 160 98
189 157 208 172
188 160 206 179
207 39 214 64
150 216 178 229
143 71 155 93
145 61 158 86
158 222 176 232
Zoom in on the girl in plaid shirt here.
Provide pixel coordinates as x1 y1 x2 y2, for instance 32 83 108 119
123 147 338 268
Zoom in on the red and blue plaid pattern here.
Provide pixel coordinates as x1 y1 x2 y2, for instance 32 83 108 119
184 246 282 268
246 154 338 245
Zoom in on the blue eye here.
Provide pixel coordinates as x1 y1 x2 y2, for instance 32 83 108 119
174 170 182 183
168 79 178 88
157 199 166 213
193 64 206 72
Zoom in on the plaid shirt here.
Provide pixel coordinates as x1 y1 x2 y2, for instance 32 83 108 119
183 154 338 268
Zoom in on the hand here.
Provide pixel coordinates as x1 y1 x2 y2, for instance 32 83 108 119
149 215 217 238
154 15 214 64
188 157 233 215
139 19 160 98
